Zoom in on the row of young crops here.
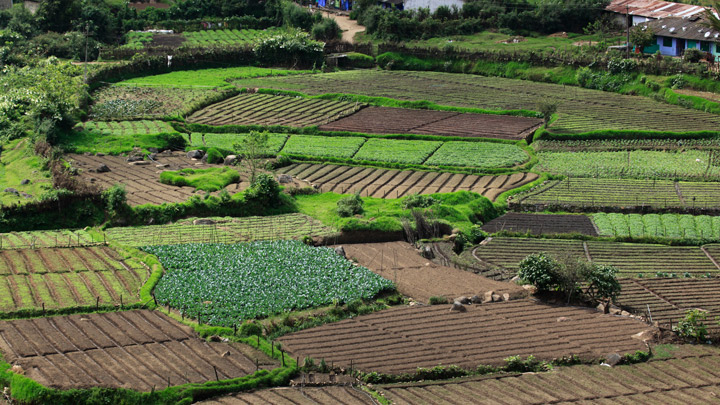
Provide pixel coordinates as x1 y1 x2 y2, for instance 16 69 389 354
186 132 528 169
79 120 177 136
182 28 282 46
591 213 720 239
143 241 395 326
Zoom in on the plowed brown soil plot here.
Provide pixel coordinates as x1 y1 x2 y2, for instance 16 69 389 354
0 310 277 390
188 93 360 127
279 300 651 375
68 152 249 206
280 163 538 200
340 242 524 303
378 345 720 405
319 107 542 140
0 246 148 313
481 212 598 236
199 386 373 404
617 278 720 332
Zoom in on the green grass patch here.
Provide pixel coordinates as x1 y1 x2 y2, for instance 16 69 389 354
56 130 186 155
280 135 365 159
159 167 240 192
425 141 529 168
143 240 394 326
119 66 310 88
0 138 53 207
295 190 498 234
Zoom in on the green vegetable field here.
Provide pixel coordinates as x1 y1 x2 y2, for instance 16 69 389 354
353 138 441 164
145 241 394 326
592 213 720 240
185 133 289 155
182 28 282 48
79 120 178 136
425 141 528 168
281 135 366 158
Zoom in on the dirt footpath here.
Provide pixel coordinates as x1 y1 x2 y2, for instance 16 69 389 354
323 12 365 43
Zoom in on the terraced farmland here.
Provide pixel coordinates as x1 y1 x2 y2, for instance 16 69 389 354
592 212 720 239
340 242 525 303
234 70 720 133
0 246 148 313
200 386 373 404
318 106 542 140
278 300 650 374
377 346 720 404
471 237 720 277
78 120 178 136
69 152 248 206
105 214 334 247
511 178 720 213
0 229 97 249
617 278 720 331
184 132 289 154
0 310 277 390
281 135 366 158
182 28 281 47
279 163 539 200
424 141 528 168
188 94 361 126
353 138 441 164
481 213 598 236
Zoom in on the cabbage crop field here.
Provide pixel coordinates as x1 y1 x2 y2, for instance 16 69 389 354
182 28 281 47
353 138 441 164
591 212 720 240
425 141 528 168
79 120 178 136
144 241 394 326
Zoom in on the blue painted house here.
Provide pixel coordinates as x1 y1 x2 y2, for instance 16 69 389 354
642 16 720 60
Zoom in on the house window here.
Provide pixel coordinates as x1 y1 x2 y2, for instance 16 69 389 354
701 41 711 52
663 37 673 47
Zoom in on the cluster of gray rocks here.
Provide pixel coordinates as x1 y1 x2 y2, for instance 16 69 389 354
4 178 32 199
450 291 512 312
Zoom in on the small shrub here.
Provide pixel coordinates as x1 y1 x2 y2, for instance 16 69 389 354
311 18 341 41
466 225 488 244
674 309 708 342
347 52 375 68
240 320 262 336
205 147 224 164
245 173 281 207
385 293 403 306
402 194 438 209
336 193 364 217
429 296 448 305
102 183 127 214
518 252 560 292
670 74 686 89
683 48 703 63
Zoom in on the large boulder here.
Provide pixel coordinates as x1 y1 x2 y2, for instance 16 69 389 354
97 164 110 173
277 174 293 184
420 245 434 259
334 246 346 259
224 155 239 165
3 188 18 195
187 150 204 159
193 219 216 225
20 179 30 185
450 302 467 312
455 296 471 305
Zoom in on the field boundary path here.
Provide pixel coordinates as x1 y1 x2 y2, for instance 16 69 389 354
322 11 365 44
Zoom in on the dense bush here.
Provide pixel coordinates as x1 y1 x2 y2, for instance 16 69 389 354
245 173 281 207
402 194 438 210
253 30 324 68
205 147 224 164
346 52 375 68
311 18 341 41
336 193 364 217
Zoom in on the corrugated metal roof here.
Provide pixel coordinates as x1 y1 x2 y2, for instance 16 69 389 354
607 0 705 19
643 16 720 42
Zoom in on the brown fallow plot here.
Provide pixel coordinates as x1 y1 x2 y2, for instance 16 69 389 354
198 386 374 405
319 107 543 141
616 277 720 333
68 152 250 206
482 212 599 236
279 300 653 375
279 163 538 201
0 310 277 391
339 242 524 303
377 345 720 405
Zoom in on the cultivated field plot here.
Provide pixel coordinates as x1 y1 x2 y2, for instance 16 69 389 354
68 152 247 206
0 246 148 313
106 214 334 247
482 213 598 236
353 138 441 165
78 120 177 136
279 300 651 374
592 212 720 239
471 237 720 277
281 135 366 159
184 133 289 154
279 163 539 200
145 241 393 326
617 278 720 330
90 86 225 119
423 141 528 169
0 310 277 390
200 386 373 404
534 137 720 152
188 94 361 127
182 28 281 47
511 178 720 211
377 346 720 404
0 229 96 250
340 242 524 303
535 150 720 180
236 70 720 133
318 107 542 140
